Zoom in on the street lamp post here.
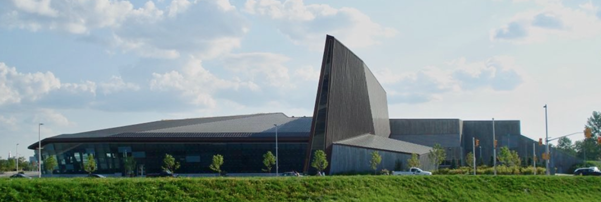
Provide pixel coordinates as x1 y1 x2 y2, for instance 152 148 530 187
274 124 279 177
533 142 536 175
493 118 497 176
38 123 43 178
16 143 19 172
544 104 550 175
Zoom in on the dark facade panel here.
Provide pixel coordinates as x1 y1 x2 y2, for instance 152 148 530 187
389 134 461 148
364 66 391 137
462 120 521 166
390 119 461 136
304 35 391 173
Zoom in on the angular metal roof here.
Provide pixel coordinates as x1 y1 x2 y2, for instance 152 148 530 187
29 113 312 149
333 134 432 155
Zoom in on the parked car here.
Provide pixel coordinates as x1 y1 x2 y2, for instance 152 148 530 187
392 167 432 176
10 174 32 179
88 174 107 178
147 171 178 178
282 171 302 177
574 167 601 176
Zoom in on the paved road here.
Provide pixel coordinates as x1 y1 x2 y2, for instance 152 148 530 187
0 171 40 178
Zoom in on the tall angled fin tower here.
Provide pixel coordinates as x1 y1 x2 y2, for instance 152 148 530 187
304 35 391 173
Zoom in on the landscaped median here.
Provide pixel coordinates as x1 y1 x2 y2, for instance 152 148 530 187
1 175 601 201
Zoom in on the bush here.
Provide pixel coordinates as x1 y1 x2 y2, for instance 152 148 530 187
435 166 546 175
433 168 449 175
1 176 600 201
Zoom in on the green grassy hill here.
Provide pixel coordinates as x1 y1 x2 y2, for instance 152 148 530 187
1 175 600 201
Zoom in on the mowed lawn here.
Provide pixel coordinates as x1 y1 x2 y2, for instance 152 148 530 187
1 175 600 201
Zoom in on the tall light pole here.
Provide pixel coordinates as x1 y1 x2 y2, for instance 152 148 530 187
274 124 279 177
472 137 476 175
533 142 536 175
15 144 19 172
544 104 550 175
38 123 43 178
492 118 497 176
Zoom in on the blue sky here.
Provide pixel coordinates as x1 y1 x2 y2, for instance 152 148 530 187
1 0 600 157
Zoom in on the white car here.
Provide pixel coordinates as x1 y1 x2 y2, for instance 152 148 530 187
392 167 432 176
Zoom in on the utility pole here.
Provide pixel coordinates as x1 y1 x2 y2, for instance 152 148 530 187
16 143 19 172
274 124 279 177
38 123 43 178
472 137 476 175
544 104 550 175
533 142 536 175
493 118 497 176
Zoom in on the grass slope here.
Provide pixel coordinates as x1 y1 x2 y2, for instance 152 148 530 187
1 176 601 201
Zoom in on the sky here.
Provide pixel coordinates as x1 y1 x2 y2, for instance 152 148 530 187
1 0 600 158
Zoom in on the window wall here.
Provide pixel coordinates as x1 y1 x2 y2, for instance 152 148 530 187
37 142 307 175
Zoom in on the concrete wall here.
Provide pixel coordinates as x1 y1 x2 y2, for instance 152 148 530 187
330 145 433 174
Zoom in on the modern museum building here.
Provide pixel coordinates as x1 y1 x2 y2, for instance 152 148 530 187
29 36 581 175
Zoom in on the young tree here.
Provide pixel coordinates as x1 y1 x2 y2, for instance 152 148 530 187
370 151 382 175
428 144 446 170
162 154 180 173
498 146 511 166
557 137 576 156
44 156 57 175
209 154 224 175
466 152 474 172
123 156 137 177
0 157 6 171
408 153 420 168
581 111 601 160
586 111 601 137
510 150 521 167
311 150 328 175
262 151 276 173
83 154 97 174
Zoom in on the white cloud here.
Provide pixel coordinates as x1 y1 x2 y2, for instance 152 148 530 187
244 0 397 49
491 1 601 43
449 56 523 91
98 76 140 95
168 0 191 17
0 0 248 59
0 62 146 107
0 115 17 130
150 57 259 107
11 0 58 17
33 109 73 127
378 56 525 104
294 65 320 81
223 52 291 87
0 62 61 105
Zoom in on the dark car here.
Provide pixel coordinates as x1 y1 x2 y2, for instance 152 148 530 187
10 174 32 179
147 171 178 178
574 167 601 176
88 174 107 178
